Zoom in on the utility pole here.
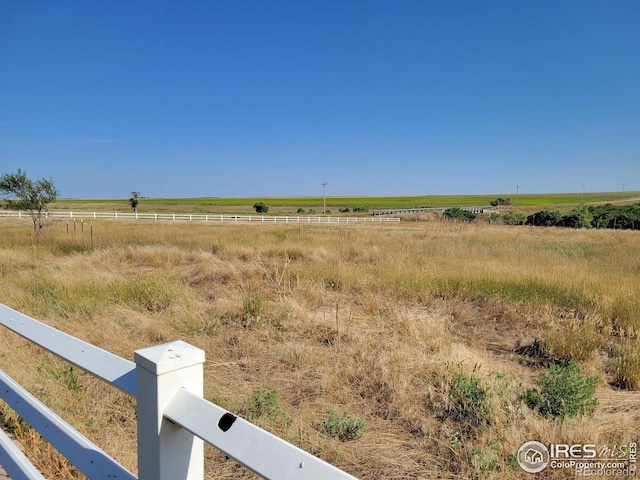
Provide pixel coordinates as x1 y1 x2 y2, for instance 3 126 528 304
581 184 584 203
516 185 519 205
322 182 328 215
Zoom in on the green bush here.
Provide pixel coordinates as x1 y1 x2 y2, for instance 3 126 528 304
321 409 364 441
502 212 526 225
443 207 476 222
448 367 489 427
526 210 563 227
253 202 269 213
524 361 598 421
297 208 305 213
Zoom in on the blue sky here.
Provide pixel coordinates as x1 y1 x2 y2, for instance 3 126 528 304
1 1 639 198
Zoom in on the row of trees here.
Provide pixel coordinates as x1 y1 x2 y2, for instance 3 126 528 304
446 204 640 230
526 204 640 230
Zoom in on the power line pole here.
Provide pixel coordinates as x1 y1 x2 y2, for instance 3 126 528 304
581 184 584 203
322 182 328 215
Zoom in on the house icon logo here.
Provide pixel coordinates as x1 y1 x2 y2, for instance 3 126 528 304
517 441 549 473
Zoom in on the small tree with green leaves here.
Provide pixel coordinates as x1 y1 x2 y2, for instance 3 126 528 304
0 168 59 237
129 191 140 212
253 202 269 213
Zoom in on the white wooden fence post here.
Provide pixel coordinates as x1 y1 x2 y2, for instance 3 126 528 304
135 341 205 480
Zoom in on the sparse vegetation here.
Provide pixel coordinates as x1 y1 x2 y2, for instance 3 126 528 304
524 361 598 421
320 409 364 441
0 215 639 478
242 389 291 431
447 365 489 428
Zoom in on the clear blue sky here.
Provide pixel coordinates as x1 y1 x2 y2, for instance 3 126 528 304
1 1 639 198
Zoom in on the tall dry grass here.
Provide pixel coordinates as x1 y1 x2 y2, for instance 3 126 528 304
0 217 639 478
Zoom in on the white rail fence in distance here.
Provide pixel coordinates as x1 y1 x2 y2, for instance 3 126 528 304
0 210 400 224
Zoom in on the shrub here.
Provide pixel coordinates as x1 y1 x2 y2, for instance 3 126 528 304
321 409 364 441
253 202 269 213
297 208 305 213
353 206 369 212
524 361 598 421
448 366 489 427
243 389 291 429
502 212 526 225
562 206 593 228
443 207 476 222
489 198 511 206
526 210 562 227
339 207 350 213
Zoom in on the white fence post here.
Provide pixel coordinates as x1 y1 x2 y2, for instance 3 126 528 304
135 341 205 480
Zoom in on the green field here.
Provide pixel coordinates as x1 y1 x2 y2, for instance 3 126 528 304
54 191 640 214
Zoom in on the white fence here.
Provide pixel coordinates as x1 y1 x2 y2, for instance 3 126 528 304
0 304 358 479
0 210 400 224
372 206 489 215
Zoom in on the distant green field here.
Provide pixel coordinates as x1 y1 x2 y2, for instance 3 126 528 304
54 192 639 214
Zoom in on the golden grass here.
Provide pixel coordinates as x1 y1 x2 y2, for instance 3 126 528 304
0 218 639 478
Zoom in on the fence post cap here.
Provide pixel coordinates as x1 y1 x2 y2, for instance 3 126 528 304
134 340 205 375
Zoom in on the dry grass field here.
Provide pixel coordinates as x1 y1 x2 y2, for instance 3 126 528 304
1 216 639 478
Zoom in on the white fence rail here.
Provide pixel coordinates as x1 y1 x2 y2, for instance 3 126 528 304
0 210 400 224
0 304 358 479
372 206 489 215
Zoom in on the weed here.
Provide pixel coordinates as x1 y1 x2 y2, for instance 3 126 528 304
112 276 178 312
543 316 604 362
39 362 81 391
321 409 365 441
524 360 598 421
613 340 640 390
242 389 291 430
242 291 265 328
448 365 489 428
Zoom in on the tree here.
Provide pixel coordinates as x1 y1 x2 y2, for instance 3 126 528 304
489 197 512 207
129 192 140 212
253 202 269 213
562 206 593 229
526 210 562 227
443 207 476 222
0 168 59 237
